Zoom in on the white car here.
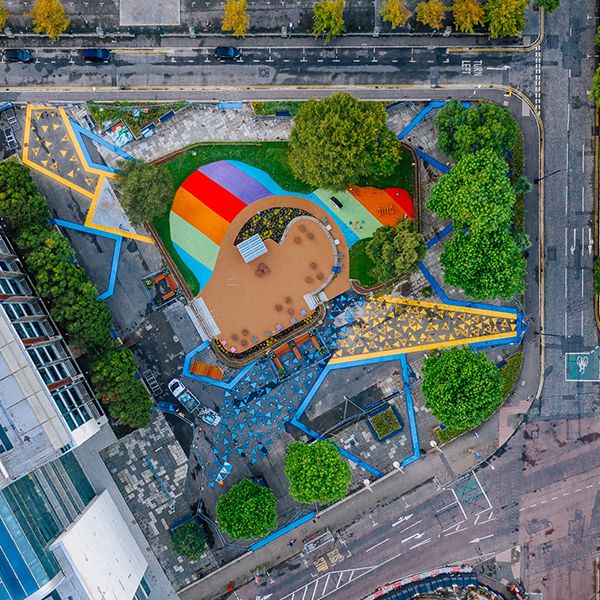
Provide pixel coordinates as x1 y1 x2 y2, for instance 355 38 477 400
168 378 222 426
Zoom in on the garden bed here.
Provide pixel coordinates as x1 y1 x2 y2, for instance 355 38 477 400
368 405 404 441
235 207 310 244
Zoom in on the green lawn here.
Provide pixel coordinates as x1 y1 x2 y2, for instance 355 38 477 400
349 238 378 287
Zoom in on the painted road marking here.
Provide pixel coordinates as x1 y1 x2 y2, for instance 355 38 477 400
396 520 422 533
391 513 414 527
444 527 470 537
401 532 424 544
409 538 431 550
366 538 389 553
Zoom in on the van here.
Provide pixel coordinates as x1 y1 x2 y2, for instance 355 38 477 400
82 49 111 63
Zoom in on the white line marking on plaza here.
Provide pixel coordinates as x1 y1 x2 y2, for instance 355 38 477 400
582 227 585 255
444 527 470 537
564 313 568 337
335 573 344 589
451 489 468 521
582 187 585 211
581 310 584 337
567 103 571 130
582 143 585 172
564 268 568 298
565 186 568 215
582 273 585 297
366 538 390 553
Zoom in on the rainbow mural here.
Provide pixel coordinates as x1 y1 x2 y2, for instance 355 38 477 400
169 160 414 292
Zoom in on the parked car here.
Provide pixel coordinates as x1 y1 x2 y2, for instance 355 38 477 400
168 378 222 426
4 49 32 63
214 46 241 59
81 48 111 63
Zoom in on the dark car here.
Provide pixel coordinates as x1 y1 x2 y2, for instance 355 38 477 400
82 48 111 63
4 49 32 63
214 46 241 59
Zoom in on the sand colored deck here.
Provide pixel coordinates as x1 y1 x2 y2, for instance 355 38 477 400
172 187 230 245
200 195 350 353
348 186 414 227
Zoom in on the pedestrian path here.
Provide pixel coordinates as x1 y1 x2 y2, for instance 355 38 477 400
22 105 152 245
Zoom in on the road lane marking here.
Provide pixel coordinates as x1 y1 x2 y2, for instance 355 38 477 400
469 534 494 543
451 489 468 521
310 580 319 600
472 470 493 511
582 186 585 211
409 538 431 549
444 527 470 537
321 574 331 596
582 142 585 172
335 573 344 589
396 520 422 533
565 226 568 256
564 267 568 298
586 484 594 488
442 521 466 533
391 513 414 527
366 538 390 553
581 310 584 337
567 103 571 130
401 532 424 544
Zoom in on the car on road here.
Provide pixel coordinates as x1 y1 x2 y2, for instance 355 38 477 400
4 49 32 63
81 48 111 63
214 46 241 60
168 378 222 426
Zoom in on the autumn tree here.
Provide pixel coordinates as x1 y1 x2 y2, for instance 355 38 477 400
289 93 400 189
428 149 516 234
422 347 503 430
415 0 446 30
380 0 411 29
114 159 175 226
366 220 425 282
312 0 345 42
0 1 9 30
29 0 70 41
221 0 249 38
441 229 528 300
451 0 484 33
484 0 529 38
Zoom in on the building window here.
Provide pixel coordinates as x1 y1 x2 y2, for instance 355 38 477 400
39 362 70 386
134 575 152 600
28 343 65 367
0 426 12 453
13 319 50 341
0 258 17 272
0 277 24 295
51 385 93 431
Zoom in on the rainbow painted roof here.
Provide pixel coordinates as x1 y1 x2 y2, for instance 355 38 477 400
169 160 413 292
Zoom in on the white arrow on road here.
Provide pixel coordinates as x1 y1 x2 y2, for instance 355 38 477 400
392 514 414 527
588 228 594 255
468 534 495 544
570 228 576 255
402 532 424 544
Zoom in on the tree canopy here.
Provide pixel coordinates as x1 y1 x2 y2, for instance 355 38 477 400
114 159 175 226
312 0 345 41
171 519 206 561
284 441 351 504
427 149 516 233
289 93 400 190
451 0 484 33
484 0 529 39
441 229 528 300
29 0 70 41
422 347 503 430
380 0 411 28
535 0 559 12
434 99 520 162
365 220 425 282
0 2 9 31
415 0 446 29
0 162 51 231
221 0 249 37
216 479 277 540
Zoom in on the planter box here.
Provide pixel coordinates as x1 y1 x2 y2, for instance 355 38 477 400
368 405 404 442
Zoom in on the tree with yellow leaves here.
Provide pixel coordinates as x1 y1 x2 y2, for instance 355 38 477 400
451 0 483 33
415 0 446 30
222 0 249 38
0 1 9 31
380 0 411 29
29 0 70 41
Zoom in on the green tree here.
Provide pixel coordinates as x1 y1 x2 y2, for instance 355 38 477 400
91 349 152 428
0 1 9 31
415 0 446 29
422 346 503 430
114 160 175 226
284 441 351 504
594 257 600 294
216 479 277 540
484 0 529 39
380 0 411 28
312 0 345 42
428 150 516 233
289 93 400 190
29 0 70 41
591 66 600 106
534 0 559 12
451 0 484 33
434 99 520 162
221 0 249 37
595 25 600 46
171 519 206 561
365 220 425 282
0 162 51 231
441 229 528 300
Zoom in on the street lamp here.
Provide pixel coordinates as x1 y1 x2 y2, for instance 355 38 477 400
363 479 374 493
392 461 405 473
533 168 562 184
430 440 443 453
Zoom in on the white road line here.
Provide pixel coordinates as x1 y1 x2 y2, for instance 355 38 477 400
575 488 582 492
335 573 344 589
396 520 422 533
519 507 526 512
321 573 331 596
567 103 571 130
301 582 309 600
587 484 594 489
530 504 537 508
444 527 470 537
366 538 390 553
581 311 584 337
442 521 465 533
551 497 558 500
451 489 468 521
582 187 585 211
565 226 568 256
472 470 492 511
564 312 568 337
565 185 569 215
566 141 570 171
391 514 415 528
563 492 570 496
310 580 319 600
581 271 585 297
564 267 568 298
409 538 431 550
582 227 585 255
582 143 585 172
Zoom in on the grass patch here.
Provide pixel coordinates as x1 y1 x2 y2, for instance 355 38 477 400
252 101 302 116
349 237 378 287
500 351 524 400
369 407 403 440
86 101 188 138
435 425 466 445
